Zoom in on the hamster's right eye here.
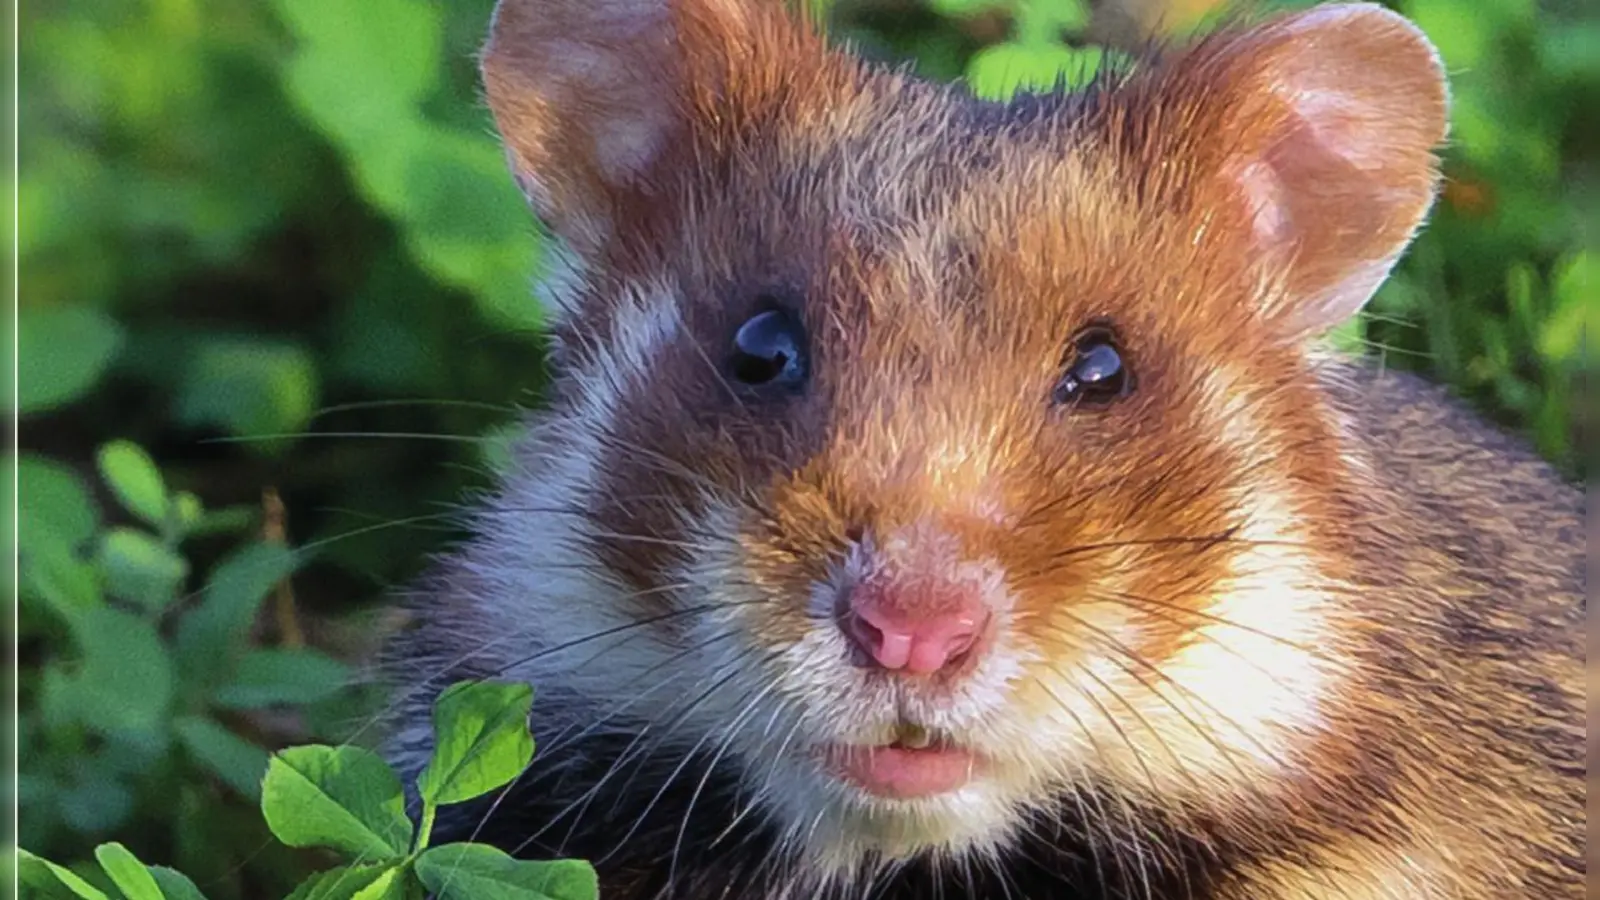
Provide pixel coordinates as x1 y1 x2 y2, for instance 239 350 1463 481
1053 324 1132 409
729 308 809 391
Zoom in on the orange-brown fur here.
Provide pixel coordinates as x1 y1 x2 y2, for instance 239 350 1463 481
380 1 1585 897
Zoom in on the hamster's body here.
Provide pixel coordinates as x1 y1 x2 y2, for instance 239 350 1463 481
379 2 1585 897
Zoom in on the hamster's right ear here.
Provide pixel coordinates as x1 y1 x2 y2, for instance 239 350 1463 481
481 0 819 257
1119 3 1450 340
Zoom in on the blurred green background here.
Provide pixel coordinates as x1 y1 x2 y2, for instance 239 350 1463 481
15 0 1593 895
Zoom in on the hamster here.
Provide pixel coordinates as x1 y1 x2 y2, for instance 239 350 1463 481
378 1 1585 897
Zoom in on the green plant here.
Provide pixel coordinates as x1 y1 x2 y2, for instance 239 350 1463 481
20 0 543 595
1362 0 1593 474
17 435 367 895
20 681 600 900
20 2 538 887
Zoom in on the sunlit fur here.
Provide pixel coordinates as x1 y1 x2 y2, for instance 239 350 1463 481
379 1 1584 897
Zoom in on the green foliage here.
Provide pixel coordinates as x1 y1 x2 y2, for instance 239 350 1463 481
1363 0 1593 472
19 843 214 900
170 717 273 801
959 0 1113 98
18 849 111 900
25 681 598 900
18 305 125 415
966 42 1109 97
261 746 413 861
414 845 598 900
96 441 169 528
418 681 537 808
273 0 545 333
18 439 359 895
173 339 321 456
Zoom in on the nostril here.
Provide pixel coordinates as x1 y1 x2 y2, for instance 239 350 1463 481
841 609 882 659
943 621 982 661
842 582 993 675
841 608 915 670
902 612 988 674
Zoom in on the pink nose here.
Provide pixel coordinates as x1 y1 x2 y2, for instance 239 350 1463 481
841 579 992 674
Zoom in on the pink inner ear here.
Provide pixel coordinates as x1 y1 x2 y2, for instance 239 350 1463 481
1209 4 1449 337
1237 159 1290 249
1231 107 1422 336
1291 87 1394 173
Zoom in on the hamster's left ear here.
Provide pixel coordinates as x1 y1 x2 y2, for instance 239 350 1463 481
479 0 833 260
1129 3 1450 338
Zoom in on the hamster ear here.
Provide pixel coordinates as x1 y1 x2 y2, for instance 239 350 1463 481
1155 3 1451 337
480 0 797 256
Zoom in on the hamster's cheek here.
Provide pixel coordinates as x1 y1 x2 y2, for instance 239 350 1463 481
1004 493 1344 804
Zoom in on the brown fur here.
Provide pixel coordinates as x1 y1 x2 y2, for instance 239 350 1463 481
380 2 1585 897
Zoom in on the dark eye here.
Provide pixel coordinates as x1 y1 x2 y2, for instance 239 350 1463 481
1053 326 1132 408
729 308 808 390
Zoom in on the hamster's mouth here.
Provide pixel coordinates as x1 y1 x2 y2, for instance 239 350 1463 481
817 728 984 799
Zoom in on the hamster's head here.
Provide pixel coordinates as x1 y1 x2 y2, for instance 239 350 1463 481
477 0 1448 881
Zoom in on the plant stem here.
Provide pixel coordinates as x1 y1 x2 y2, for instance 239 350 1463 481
414 801 437 854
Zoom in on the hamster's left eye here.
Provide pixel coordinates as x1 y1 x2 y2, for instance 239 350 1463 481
1054 325 1132 408
729 307 809 391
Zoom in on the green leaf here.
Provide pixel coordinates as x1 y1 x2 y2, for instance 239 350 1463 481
173 716 271 801
349 866 415 900
261 745 413 861
275 0 442 108
211 648 352 709
17 848 111 900
1541 19 1600 81
18 304 125 414
414 844 597 900
1504 260 1539 335
148 868 211 900
173 491 205 533
62 605 174 734
174 338 320 453
58 766 134 835
1539 250 1593 364
94 843 164 900
1326 317 1366 356
1011 0 1090 43
283 864 410 900
274 0 442 201
96 528 189 613
1407 0 1495 69
273 0 542 333
393 131 542 331
96 440 168 526
18 454 99 553
20 536 103 618
965 42 1105 100
175 541 299 683
925 0 1005 18
418 681 535 807
188 504 260 538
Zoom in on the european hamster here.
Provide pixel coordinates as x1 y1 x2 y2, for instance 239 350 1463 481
380 1 1585 897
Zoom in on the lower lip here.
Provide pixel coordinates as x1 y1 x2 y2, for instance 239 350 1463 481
822 743 981 799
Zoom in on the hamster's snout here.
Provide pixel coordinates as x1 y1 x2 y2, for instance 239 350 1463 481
838 572 994 675
752 521 1018 807
818 522 1012 685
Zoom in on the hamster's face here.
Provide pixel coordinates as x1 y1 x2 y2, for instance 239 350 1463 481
554 93 1345 872
476 0 1446 881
